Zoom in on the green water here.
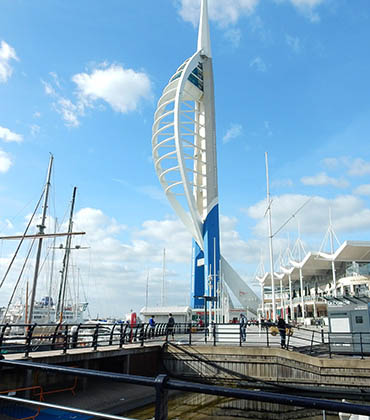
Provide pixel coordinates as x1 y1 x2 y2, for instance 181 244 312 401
127 392 339 420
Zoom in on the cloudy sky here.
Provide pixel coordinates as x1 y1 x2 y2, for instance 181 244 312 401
0 0 370 318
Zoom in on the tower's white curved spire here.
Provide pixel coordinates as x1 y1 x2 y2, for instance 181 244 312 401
197 0 212 57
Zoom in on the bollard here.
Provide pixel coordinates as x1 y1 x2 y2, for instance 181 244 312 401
154 374 168 420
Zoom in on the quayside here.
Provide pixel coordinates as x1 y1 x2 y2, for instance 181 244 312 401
127 392 340 420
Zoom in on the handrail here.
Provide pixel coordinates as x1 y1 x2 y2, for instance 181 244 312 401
1 359 370 419
0 385 44 419
2 321 370 359
0 394 130 420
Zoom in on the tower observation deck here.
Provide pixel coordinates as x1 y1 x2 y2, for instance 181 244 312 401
152 0 260 317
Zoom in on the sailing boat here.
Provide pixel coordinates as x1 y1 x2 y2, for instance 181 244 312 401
0 155 89 325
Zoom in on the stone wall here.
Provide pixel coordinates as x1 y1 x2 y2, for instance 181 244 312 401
163 345 370 390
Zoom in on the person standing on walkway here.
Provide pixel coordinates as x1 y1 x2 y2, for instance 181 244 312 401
240 313 247 342
277 316 286 349
149 315 156 338
167 313 175 340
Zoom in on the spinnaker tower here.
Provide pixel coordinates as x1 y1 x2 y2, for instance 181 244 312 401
152 0 260 317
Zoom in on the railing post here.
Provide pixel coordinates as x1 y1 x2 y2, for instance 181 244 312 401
140 325 145 347
189 322 192 346
328 332 332 359
266 325 270 348
321 327 325 344
360 332 364 360
240 324 242 347
109 324 116 346
310 331 315 355
63 325 69 354
25 324 37 358
165 323 169 344
213 323 216 346
154 374 168 420
0 323 9 352
119 324 124 348
93 324 99 351
144 324 149 341
51 323 62 350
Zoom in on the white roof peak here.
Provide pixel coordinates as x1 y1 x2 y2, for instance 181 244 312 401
197 0 212 57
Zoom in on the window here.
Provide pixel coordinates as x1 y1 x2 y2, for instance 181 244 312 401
355 316 363 324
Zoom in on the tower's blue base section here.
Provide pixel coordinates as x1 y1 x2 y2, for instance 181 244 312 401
190 204 220 309
191 240 204 309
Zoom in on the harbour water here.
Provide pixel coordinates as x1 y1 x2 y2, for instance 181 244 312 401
127 392 340 420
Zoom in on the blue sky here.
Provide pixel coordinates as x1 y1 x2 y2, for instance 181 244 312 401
1 0 370 318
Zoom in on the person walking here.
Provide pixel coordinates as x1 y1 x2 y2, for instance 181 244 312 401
240 313 247 342
149 315 156 339
167 313 175 340
277 316 286 349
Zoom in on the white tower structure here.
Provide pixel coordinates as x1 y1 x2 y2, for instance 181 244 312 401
152 0 260 316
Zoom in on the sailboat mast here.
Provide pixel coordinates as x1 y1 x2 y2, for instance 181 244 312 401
161 248 166 307
47 217 58 323
265 152 276 321
56 186 77 322
28 154 54 324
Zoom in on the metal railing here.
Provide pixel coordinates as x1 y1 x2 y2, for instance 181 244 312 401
1 321 370 359
1 358 370 420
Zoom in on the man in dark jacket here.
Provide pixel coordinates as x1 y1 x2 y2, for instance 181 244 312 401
277 316 286 349
167 313 175 339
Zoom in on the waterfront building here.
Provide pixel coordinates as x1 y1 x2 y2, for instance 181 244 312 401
151 0 260 319
258 240 370 325
140 306 192 324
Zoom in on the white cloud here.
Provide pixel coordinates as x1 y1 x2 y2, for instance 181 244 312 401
249 56 267 72
43 80 56 96
224 28 242 48
322 157 339 169
276 0 324 22
178 0 259 27
0 41 18 83
247 194 370 239
5 219 13 229
43 79 82 127
178 0 324 29
72 64 152 114
43 65 152 127
322 156 370 177
347 158 370 176
223 123 242 143
0 126 23 143
301 172 349 188
286 34 301 53
264 120 272 136
271 178 293 188
56 97 81 127
30 124 40 137
353 184 370 196
0 149 12 173
220 215 265 264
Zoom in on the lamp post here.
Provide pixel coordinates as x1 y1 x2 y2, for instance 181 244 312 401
195 295 217 342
